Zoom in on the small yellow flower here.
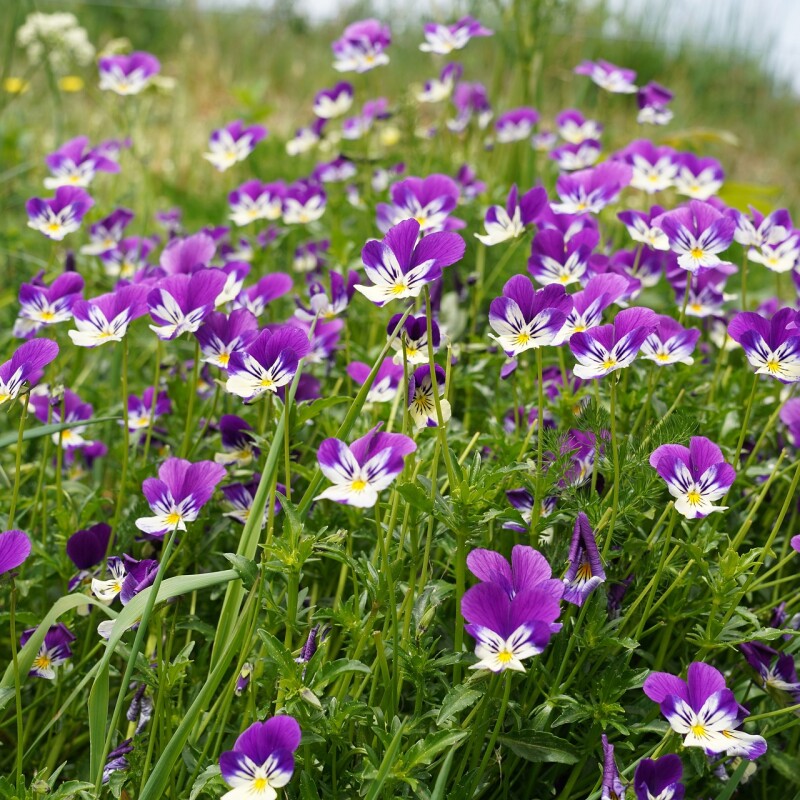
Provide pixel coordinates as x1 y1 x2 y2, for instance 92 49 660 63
3 77 29 94
58 75 84 92
379 126 401 147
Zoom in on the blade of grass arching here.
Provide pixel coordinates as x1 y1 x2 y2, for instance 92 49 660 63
0 416 121 449
364 721 407 800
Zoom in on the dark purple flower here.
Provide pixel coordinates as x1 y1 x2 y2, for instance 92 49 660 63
476 185 547 246
574 59 637 93
600 734 626 800
222 474 283 526
204 120 268 171
127 387 171 433
66 523 112 575
388 312 440 365
20 623 75 679
26 186 94 241
740 642 800 702
377 174 462 234
618 205 670 250
637 81 674 125
633 755 683 800
81 208 134 256
0 530 32 576
215 415 259 466
295 270 357 322
407 363 450 429
495 107 539 143
234 664 253 696
727 307 800 383
551 162 632 215
101 235 158 280
195 308 259 370
44 136 119 189
98 51 161 95
332 19 391 73
528 227 598 286
563 513 605 606
0 338 59 405
102 739 133 784
347 358 404 403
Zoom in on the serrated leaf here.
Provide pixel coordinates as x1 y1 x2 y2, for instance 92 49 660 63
311 658 371 691
223 553 258 589
436 684 483 726
404 729 469 769
396 481 434 513
497 732 580 764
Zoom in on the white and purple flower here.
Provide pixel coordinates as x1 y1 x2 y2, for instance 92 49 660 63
313 81 354 119
195 308 259 369
640 315 701 366
407 364 450 429
475 185 547 246
727 307 800 382
147 269 228 340
204 121 268 171
419 16 492 54
0 339 59 406
98 51 161 95
551 162 632 215
637 81 674 125
44 136 119 189
495 107 539 143
562 512 605 607
332 19 391 73
229 180 286 226
68 284 149 348
574 59 637 93
26 186 94 240
20 623 75 679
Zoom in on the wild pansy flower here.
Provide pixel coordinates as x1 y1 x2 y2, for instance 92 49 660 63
98 51 160 95
286 118 326 156
377 173 462 234
20 623 75 679
502 489 557 533
292 238 329 273
551 162 632 215
222 475 283 525
448 81 492 133
66 523 112 592
195 308 259 369
461 545 563 672
389 312 440 365
127 387 171 433
495 107 539 143
135 457 226 539
215 415 259 466
653 200 735 273
537 204 598 241
26 185 93 240
528 227 598 286
556 109 603 144
295 271 357 322
226 326 311 400
291 318 342 365
649 436 735 519
372 163 405 193
643 661 767 759
667 265 732 318
419 15 492 54
600 734 625 800
68 284 149 347
283 180 326 224
0 529 32 576
748 232 800 274
740 642 800 702
313 81 354 118
455 163 486 201
570 307 658 379
313 156 357 184
30 388 94 449
233 273 293 318
562 512 605 607
673 154 724 200
550 140 602 172
332 19 391 73
44 136 119 188
475 185 547 246
103 740 134 785
640 315 701 366
14 272 84 339
727 307 800 382
614 140 678 194
574 59 637 93
604 246 663 290
315 426 416 508
235 664 253 696
637 81 674 125
0 338 59 406
407 364 450 429
91 554 158 605
417 63 462 103
219 716 301 800
341 98 388 140
633 755 683 800
355 218 465 306
779 398 800 446
489 276 573 357
204 120 268 171
618 205 669 250
80 208 134 255
102 236 157 279
532 129 557 151
229 180 286 226
553 273 629 345
731 206 792 249
347 358 404 403
147 269 228 340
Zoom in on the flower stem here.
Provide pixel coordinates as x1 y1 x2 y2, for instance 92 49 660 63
602 375 621 558
7 397 28 528
733 373 759 469
180 339 201 459
10 577 24 790
470 672 513 796
112 336 130 536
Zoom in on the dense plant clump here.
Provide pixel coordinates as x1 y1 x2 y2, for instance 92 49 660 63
2 6 800 800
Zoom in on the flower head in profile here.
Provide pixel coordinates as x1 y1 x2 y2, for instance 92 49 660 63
637 81 674 125
204 120 267 171
98 51 160 95
147 269 228 340
81 208 134 256
135 458 226 539
407 364 450 429
195 308 259 370
347 358 404 404
26 186 93 240
233 273 293 318
739 642 800 703
618 205 669 250
315 426 416 508
419 16 492 54
640 315 701 366
219 716 301 800
494 107 539 143
91 554 158 606
0 530 32 576
649 436 735 519
0 339 58 406
215 415 260 466
574 59 637 93
295 270 357 322
563 513 605 607
748 233 800 274
633 755 684 800
356 218 465 306
551 162 632 215
643 662 767 760
69 284 149 347
556 109 603 144
475 185 547 246
417 63 462 103
332 19 391 73
553 274 628 345
779 397 800 447
613 140 678 194
20 623 75 679
313 81 354 119
44 136 119 189
673 153 724 200
727 307 800 383
600 734 626 800
731 206 792 249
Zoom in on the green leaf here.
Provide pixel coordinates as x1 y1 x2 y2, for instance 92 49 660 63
396 481 434 513
436 684 483 726
223 553 258 590
310 658 371 691
257 628 298 675
403 729 469 769
295 395 351 426
497 732 580 764
0 415 120 448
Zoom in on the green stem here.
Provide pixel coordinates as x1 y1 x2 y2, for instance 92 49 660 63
470 672 513 796
10 577 24 790
112 337 130 535
180 339 201 458
602 376 621 558
7 398 28 527
733 374 759 469
142 340 163 465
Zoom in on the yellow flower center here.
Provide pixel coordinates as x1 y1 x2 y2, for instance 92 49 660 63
656 352 670 362
217 352 230 366
576 562 593 580
496 649 513 664
602 358 617 370
46 223 62 234
690 723 706 737
351 478 368 492
33 653 52 671
766 359 780 373
252 777 268 792
260 377 274 388
390 283 408 296
515 332 531 347
165 511 182 526
687 489 701 505
690 247 704 260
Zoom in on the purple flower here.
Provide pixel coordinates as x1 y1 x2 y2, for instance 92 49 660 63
98 51 161 95
731 206 792 249
748 233 800 274
495 107 539 143
226 326 311 400
618 205 670 251
455 164 486 200
222 475 283 526
419 16 492 54
532 129 556 151
160 233 217 276
727 307 800 382
286 118 326 156
219 716 301 799
475 185 547 246
102 236 158 279
551 162 632 215
466 545 564 600
68 284 149 348
215 415 260 466
556 109 603 144
673 154 724 200
779 398 800 446
147 269 228 340
554 274 628 344
388 312 440 365
740 642 800 702
233 273 293 318
489 277 572 357
135 458 226 539
341 99 388 140
92 554 158 605
295 270 357 322
315 426 416 508
666 265 731 318
26 186 94 240
613 140 678 194
30 388 94 450
377 174 462 235
649 436 735 519
66 522 112 590
502 489 557 532
313 81 354 119
283 180 326 225
643 662 767 759
600 734 626 800
313 156 357 184
570 307 658 379
356 218 465 306
195 308 259 370
127 387 171 433
407 363 450 429
103 740 134 784
640 315 701 366
633 755 683 800
44 136 120 189
563 513 605 607
81 208 135 256
332 19 391 72
0 339 59 406
448 81 493 132
637 81 674 125
347 358 404 403
229 180 286 227
292 238 329 274
417 63 463 103
550 140 602 172
0 530 32 576
234 664 253 696
204 120 268 171
528 227 598 286
574 59 637 93
15 272 84 339
290 318 341 365
20 623 75 679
